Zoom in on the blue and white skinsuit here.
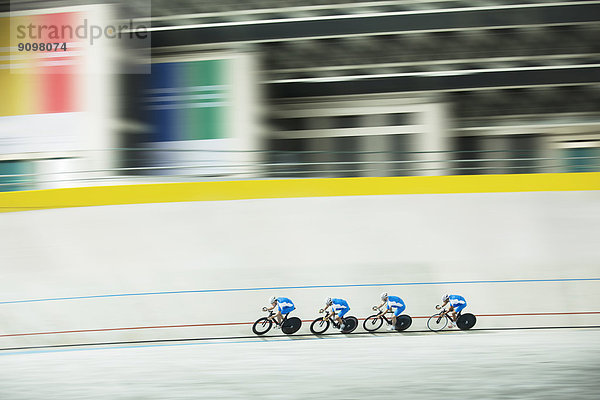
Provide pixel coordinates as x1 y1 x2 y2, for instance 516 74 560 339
387 295 406 316
448 295 467 314
276 297 295 315
331 298 350 318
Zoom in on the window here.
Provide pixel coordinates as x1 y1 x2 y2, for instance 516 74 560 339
453 136 482 175
332 115 360 129
563 147 600 173
331 136 359 177
389 113 413 126
276 118 307 131
388 134 413 176
0 160 33 192
508 134 539 174
267 138 308 177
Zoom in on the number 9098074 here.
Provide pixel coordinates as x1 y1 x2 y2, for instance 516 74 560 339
17 42 67 51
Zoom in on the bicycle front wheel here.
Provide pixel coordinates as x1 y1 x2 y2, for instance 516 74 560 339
252 317 273 335
310 317 330 334
427 313 448 332
363 314 384 332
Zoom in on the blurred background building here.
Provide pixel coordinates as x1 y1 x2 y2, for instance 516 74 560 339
1 0 599 190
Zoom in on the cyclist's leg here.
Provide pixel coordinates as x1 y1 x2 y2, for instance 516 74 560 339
448 305 457 322
453 304 466 320
384 306 394 325
280 305 294 323
268 308 283 329
328 309 339 325
278 311 285 324
335 314 343 326
337 308 349 328
392 305 404 325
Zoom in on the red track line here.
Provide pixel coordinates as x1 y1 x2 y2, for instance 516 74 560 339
0 322 253 337
1 311 598 338
475 311 600 317
408 311 600 319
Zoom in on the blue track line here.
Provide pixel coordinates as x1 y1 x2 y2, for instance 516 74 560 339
1 278 598 305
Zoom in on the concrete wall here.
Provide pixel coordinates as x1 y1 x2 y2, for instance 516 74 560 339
1 190 599 347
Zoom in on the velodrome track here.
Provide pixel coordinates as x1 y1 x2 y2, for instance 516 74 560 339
1 324 599 353
1 328 599 399
1 174 599 398
1 308 599 352
1 277 598 349
1 190 599 348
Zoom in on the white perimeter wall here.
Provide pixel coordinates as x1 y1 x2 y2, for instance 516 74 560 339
0 190 599 347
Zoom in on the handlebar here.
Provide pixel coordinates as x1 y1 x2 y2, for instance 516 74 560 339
372 306 392 314
319 309 335 319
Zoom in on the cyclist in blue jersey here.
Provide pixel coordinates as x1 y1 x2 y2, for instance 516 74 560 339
322 297 350 330
264 296 296 329
374 292 406 331
437 294 467 328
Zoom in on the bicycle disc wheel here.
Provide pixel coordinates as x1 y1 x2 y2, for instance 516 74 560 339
252 317 273 335
310 317 330 334
363 315 384 332
282 317 302 334
341 316 358 333
396 315 412 331
456 313 477 330
427 313 448 332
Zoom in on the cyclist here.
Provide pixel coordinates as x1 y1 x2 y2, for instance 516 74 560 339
437 293 467 328
264 296 295 329
374 292 406 331
321 297 350 330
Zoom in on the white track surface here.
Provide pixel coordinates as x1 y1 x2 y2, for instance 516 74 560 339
1 328 598 399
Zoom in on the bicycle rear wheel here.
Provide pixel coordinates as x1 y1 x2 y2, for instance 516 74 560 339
310 317 330 334
252 317 273 335
282 317 302 334
363 315 383 332
396 315 412 331
427 313 448 332
341 316 358 333
456 313 477 330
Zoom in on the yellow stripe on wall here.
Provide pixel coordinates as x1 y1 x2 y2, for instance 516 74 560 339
1 173 599 213
0 16 37 117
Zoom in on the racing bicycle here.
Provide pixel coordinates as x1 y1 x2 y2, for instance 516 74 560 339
310 309 358 334
427 306 476 331
252 308 302 335
363 307 412 332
